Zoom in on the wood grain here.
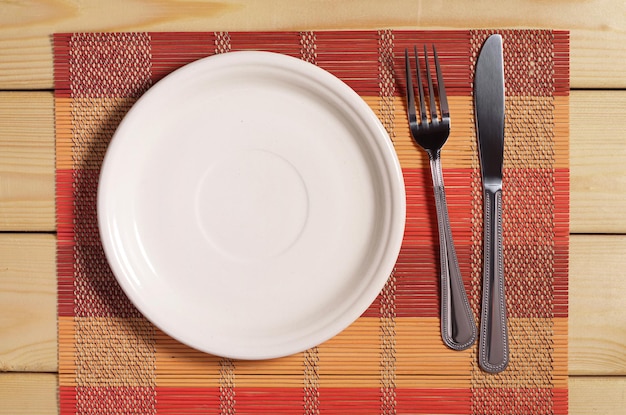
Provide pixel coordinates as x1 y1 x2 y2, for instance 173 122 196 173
570 90 626 234
0 92 55 231
0 373 57 415
1 0 626 89
569 376 626 415
0 234 56 372
569 234 626 375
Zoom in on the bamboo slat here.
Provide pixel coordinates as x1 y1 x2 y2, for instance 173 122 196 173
0 0 626 89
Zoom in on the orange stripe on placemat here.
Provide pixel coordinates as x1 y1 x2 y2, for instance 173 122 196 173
59 317 156 387
365 95 569 170
55 93 569 172
61 316 565 387
364 96 477 170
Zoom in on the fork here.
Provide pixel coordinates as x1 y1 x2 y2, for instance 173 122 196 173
405 45 477 351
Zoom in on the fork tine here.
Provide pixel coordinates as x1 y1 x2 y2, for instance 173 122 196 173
404 48 417 125
433 45 450 118
414 46 428 124
424 45 438 122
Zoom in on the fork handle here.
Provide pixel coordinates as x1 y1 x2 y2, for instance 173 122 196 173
479 187 509 373
429 153 477 351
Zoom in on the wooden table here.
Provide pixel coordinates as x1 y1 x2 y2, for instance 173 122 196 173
1 2 625 414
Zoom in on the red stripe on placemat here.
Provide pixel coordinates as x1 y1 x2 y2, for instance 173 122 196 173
150 32 217 82
553 243 569 317
554 168 570 318
553 388 569 415
57 167 146 318
156 387 221 413
57 168 75 317
53 34 72 97
61 386 157 415
228 31 303 56
56 169 75 243
314 31 381 95
396 388 472 414
57 244 75 317
156 387 472 414
59 386 77 414
54 33 152 99
393 30 473 97
364 167 475 318
54 30 569 98
553 31 571 95
365 241 475 318
64 386 566 415
318 387 471 414
402 168 475 244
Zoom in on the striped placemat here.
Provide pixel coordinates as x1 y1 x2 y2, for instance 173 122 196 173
55 30 569 414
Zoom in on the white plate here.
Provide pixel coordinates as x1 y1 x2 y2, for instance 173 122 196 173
98 51 406 360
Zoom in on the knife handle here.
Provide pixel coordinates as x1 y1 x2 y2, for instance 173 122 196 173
479 188 509 373
429 154 477 351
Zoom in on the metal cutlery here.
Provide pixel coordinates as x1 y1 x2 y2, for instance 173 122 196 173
474 34 509 373
404 45 477 351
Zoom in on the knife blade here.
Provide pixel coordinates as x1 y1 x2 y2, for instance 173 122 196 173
474 34 508 373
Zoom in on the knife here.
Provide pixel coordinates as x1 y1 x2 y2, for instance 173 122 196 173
474 34 508 373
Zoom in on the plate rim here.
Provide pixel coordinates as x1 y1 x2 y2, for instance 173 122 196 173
97 50 406 359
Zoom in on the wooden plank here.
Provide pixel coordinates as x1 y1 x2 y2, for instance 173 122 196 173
570 90 626 234
0 91 55 232
1 90 624 232
0 373 624 415
569 234 626 375
0 234 57 372
569 376 626 415
0 0 625 89
0 373 57 415
0 233 624 376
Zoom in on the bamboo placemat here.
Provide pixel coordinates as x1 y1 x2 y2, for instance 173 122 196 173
55 30 569 414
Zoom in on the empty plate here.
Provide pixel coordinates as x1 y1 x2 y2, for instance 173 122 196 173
98 51 405 359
